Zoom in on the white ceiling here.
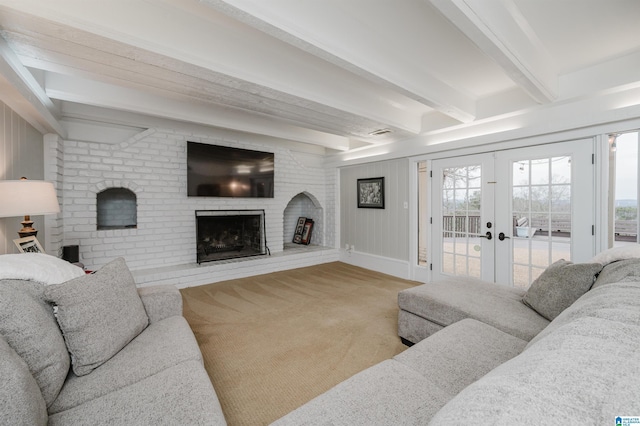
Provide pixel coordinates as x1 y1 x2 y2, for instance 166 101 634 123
0 0 639 153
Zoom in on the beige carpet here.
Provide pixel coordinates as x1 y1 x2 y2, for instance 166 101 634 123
180 261 420 426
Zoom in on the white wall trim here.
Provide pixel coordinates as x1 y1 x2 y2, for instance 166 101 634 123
328 100 640 168
339 249 411 280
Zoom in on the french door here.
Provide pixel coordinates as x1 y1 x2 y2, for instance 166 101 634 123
430 140 595 288
431 153 496 282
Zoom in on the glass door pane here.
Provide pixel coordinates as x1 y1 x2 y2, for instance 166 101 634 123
511 156 572 289
441 165 483 277
418 161 429 266
611 132 639 247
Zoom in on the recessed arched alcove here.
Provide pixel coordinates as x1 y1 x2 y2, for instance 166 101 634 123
283 192 323 248
97 188 137 230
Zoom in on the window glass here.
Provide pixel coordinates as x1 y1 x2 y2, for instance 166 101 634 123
612 132 639 246
418 161 429 265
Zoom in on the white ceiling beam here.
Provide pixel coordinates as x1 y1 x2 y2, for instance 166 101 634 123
45 72 352 151
0 36 65 136
559 50 640 100
205 0 476 123
0 0 422 135
429 0 558 103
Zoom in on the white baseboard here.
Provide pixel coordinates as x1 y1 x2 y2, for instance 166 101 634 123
339 250 411 280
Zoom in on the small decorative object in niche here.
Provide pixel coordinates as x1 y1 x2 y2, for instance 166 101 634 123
293 217 306 244
301 219 314 245
357 177 385 209
14 236 45 254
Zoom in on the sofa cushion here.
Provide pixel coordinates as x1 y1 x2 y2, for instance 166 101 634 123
398 309 445 343
0 279 70 407
398 276 549 341
137 284 183 322
394 319 527 396
0 334 48 426
592 258 640 289
527 280 640 349
48 359 227 426
430 315 640 425
522 259 602 321
432 281 640 424
44 257 149 376
271 359 451 426
590 244 640 266
50 315 204 414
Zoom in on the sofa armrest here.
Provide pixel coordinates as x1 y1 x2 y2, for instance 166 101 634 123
137 285 183 323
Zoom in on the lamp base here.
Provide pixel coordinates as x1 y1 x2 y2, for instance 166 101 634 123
18 215 38 238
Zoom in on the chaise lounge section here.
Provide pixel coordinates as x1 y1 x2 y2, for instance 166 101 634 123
397 276 550 343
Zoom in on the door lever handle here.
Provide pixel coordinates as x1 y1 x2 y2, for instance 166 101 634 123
498 232 510 241
478 231 492 240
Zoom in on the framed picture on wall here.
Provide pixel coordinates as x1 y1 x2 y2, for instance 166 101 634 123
357 177 385 209
14 236 45 254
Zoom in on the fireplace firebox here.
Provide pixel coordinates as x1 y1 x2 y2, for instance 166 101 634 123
195 210 267 263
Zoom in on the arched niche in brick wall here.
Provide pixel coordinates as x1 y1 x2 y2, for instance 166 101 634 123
97 188 137 230
283 192 323 247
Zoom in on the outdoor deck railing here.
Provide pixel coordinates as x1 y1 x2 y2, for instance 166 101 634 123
442 215 637 240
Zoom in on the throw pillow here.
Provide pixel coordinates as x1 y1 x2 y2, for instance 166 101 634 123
0 279 70 408
44 257 149 376
590 245 640 266
522 260 603 321
0 253 85 285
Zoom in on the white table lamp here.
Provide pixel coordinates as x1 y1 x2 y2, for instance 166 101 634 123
0 178 61 237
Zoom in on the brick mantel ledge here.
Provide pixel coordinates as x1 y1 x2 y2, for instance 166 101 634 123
132 245 338 289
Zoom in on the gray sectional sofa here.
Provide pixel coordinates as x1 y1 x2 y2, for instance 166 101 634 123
273 249 640 425
4 248 640 425
0 255 226 425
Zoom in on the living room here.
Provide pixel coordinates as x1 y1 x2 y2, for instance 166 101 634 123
1 2 640 280
1 1 640 425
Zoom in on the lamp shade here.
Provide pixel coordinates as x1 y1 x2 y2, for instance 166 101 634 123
0 180 61 218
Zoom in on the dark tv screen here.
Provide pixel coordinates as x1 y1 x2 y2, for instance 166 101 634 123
187 142 274 198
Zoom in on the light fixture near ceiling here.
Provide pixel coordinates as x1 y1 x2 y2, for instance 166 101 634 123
609 133 618 152
368 128 393 136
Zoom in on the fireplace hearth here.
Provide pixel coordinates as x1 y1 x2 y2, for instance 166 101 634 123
196 210 267 263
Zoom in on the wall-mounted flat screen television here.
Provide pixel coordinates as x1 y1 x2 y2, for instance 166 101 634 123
187 142 274 198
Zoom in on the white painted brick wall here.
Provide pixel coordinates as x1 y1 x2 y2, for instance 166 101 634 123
59 128 337 284
43 134 65 257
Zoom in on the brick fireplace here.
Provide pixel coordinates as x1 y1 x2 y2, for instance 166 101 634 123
46 128 338 287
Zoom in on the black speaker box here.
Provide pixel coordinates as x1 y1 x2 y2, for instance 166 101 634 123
62 245 79 263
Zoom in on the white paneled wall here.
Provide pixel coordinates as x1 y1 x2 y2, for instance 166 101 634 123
340 158 410 261
0 101 45 254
